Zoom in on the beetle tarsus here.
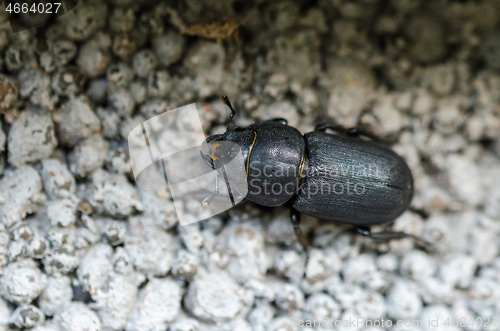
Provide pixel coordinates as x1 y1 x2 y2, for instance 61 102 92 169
355 226 431 249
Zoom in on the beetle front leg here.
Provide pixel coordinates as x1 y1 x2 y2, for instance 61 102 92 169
355 226 430 249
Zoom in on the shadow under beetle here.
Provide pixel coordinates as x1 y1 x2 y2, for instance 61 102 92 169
201 95 427 251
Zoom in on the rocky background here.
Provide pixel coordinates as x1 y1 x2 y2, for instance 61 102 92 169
0 0 499 330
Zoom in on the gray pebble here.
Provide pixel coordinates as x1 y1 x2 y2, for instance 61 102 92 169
108 88 135 117
124 218 174 276
97 107 121 139
4 43 31 72
400 251 437 280
39 276 73 316
132 50 157 78
439 255 477 289
274 249 305 283
77 243 113 295
355 291 386 320
53 96 101 147
0 166 45 228
59 0 108 41
0 298 10 331
147 70 172 98
26 234 49 259
304 293 341 324
342 254 377 285
152 32 185 67
109 7 136 32
138 189 177 230
47 198 78 227
101 219 127 246
87 79 108 104
248 301 275 331
169 318 202 331
93 274 138 330
171 249 199 282
53 302 102 331
275 283 305 311
386 280 422 320
126 277 181 331
129 80 148 104
18 69 55 110
8 110 57 167
43 245 80 275
91 170 143 218
183 41 225 98
0 74 18 109
76 41 111 77
0 259 47 304
39 159 76 200
184 271 253 322
104 146 132 175
51 40 78 68
69 134 109 178
10 304 45 328
107 62 134 87
51 67 86 97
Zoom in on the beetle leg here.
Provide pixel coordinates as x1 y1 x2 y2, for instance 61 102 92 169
266 118 288 125
221 95 236 131
290 208 309 251
315 123 382 142
202 174 220 207
290 208 310 275
355 226 431 249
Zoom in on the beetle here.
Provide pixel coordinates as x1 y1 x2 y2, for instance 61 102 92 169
201 95 427 250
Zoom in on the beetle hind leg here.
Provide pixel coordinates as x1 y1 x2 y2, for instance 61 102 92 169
355 226 431 249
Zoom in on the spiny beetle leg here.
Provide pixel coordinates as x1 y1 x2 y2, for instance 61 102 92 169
355 226 432 249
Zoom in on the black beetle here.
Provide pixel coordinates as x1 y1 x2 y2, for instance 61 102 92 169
201 96 426 250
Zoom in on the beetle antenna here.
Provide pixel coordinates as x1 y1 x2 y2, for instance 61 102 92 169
202 174 219 207
221 95 236 131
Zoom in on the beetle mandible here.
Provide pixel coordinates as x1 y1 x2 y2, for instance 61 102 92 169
201 95 426 251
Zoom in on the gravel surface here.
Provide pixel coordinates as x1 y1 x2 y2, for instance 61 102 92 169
0 0 500 330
